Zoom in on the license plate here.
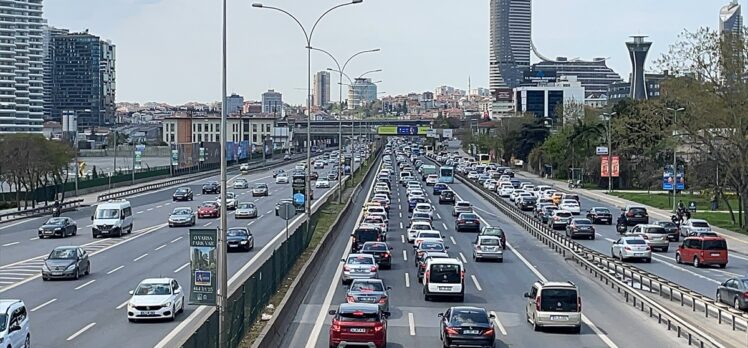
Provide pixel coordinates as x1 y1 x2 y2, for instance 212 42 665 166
350 328 367 333
44 231 53 235
550 315 568 321
463 330 480 335
101 231 108 234
711 253 721 256
635 253 645 256
600 218 608 221
438 286 451 291
141 311 156 316
52 272 62 276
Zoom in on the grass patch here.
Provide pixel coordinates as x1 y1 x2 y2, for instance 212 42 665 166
609 192 739 211
690 211 747 235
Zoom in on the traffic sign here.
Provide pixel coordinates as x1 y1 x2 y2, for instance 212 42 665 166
596 146 609 155
278 202 296 220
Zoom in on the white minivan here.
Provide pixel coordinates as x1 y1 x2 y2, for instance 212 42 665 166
92 199 134 238
423 258 464 302
0 299 30 348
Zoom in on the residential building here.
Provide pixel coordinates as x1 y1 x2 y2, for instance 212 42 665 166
514 75 585 121
313 71 331 107
626 35 652 100
43 25 69 121
348 78 377 109
489 0 531 114
261 89 283 114
420 92 434 109
0 0 44 133
225 93 244 115
47 29 116 129
720 1 742 36
161 114 277 147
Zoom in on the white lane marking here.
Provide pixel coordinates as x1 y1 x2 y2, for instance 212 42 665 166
0 218 43 231
0 276 23 280
116 299 129 310
401 235 405 243
489 311 508 336
405 272 410 288
266 210 273 214
137 211 144 214
67 322 96 341
408 312 416 336
399 212 403 218
31 298 57 312
442 222 448 231
650 253 721 284
157 205 163 208
2 242 19 247
170 236 183 243
155 244 167 251
29 237 38 241
450 236 457 245
174 262 190 273
458 252 468 263
147 208 154 211
471 275 483 291
436 213 442 219
165 203 171 206
74 279 96 290
133 253 148 262
203 222 212 226
399 222 403 229
402 250 408 261
106 265 124 275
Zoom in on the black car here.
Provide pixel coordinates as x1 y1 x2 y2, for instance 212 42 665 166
351 226 381 252
517 196 536 211
172 187 194 201
586 207 613 225
42 246 90 280
439 190 456 205
202 181 221 194
456 213 481 232
38 217 77 238
310 171 319 181
655 220 680 242
439 306 495 348
226 227 254 252
359 241 393 269
272 169 285 178
716 277 748 310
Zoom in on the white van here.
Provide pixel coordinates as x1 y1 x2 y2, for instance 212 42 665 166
92 199 133 238
423 258 464 302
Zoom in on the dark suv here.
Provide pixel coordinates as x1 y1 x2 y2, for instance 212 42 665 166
623 205 649 226
439 190 456 205
201 181 220 194
517 196 536 211
172 187 194 201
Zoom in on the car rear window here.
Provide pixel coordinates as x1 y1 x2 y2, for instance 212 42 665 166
420 242 445 251
703 239 727 250
456 202 471 208
627 239 646 245
338 311 380 322
451 310 489 325
480 238 500 245
355 230 379 241
347 256 374 265
461 214 478 220
573 219 591 225
692 221 710 228
629 208 647 214
645 227 667 234
556 212 572 217
539 288 578 312
363 243 388 251
429 264 461 283
594 208 611 214
350 281 384 292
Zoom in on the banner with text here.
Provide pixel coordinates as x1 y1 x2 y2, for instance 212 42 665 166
600 156 620 177
189 229 217 306
292 173 306 212
662 165 685 191
377 125 431 136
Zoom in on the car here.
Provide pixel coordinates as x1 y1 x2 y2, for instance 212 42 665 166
414 231 444 245
328 303 389 348
534 203 553 218
216 191 237 210
676 236 728 268
197 201 220 218
611 236 652 262
467 171 479 180
275 198 295 216
341 254 379 284
235 202 258 219
565 218 596 241
716 277 748 310
314 160 324 169
327 171 339 181
414 240 449 262
172 187 194 201
538 205 559 224
363 215 388 237
345 279 392 311
627 224 670 251
0 299 30 348
91 199 134 238
407 197 427 212
416 251 450 282
426 174 439 186
498 185 514 197
433 183 449 195
407 189 425 200
558 199 581 215
523 281 582 333
273 169 286 178
452 201 473 217
275 173 289 184
407 221 433 243
359 242 393 269
517 196 537 211
478 226 506 249
439 190 456 205
473 235 504 262
309 171 319 181
41 246 90 280
622 205 649 226
413 203 434 218
315 178 331 188
240 163 250 172
586 207 613 224
550 192 564 205
456 213 481 232
38 217 77 238
354 156 361 162
654 220 680 242
252 183 269 197
127 278 185 322
423 258 464 301
226 227 254 251
548 210 573 230
439 306 496 348
680 219 712 237
201 181 220 194
168 207 196 227
233 178 249 189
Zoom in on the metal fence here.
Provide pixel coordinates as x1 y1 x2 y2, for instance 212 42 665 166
0 199 83 223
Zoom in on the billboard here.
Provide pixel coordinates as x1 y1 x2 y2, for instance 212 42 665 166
493 88 513 102
523 68 557 84
662 165 685 191
377 125 431 136
600 156 620 177
189 229 217 306
292 173 306 212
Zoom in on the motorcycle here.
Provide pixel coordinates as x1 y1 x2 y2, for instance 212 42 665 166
51 207 61 217
568 180 582 189
616 221 628 234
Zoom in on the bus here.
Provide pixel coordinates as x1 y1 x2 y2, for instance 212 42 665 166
478 153 490 164
439 166 454 184
420 164 437 181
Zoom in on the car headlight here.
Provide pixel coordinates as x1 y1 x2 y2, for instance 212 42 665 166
240 241 248 244
42 264 49 272
162 302 172 308
128 302 134 310
66 263 76 271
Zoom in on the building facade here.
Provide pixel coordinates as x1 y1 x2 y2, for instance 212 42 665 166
43 25 69 121
0 0 45 133
528 58 622 97
626 36 652 101
261 89 283 114
313 71 330 107
514 76 585 121
348 78 377 109
607 72 669 105
489 0 531 114
225 93 244 115
720 1 742 36
162 115 277 147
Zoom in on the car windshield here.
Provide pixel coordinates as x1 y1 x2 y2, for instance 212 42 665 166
238 203 254 209
95 208 119 219
483 228 504 236
347 256 374 265
172 208 191 215
45 217 65 224
419 232 441 239
692 221 710 228
480 238 500 246
227 229 248 237
255 184 267 189
338 311 380 322
626 239 647 245
539 288 578 312
429 264 461 283
420 242 445 251
176 188 189 193
134 283 172 296
201 202 217 208
461 214 478 220
363 243 388 251
703 239 727 250
451 310 489 325
658 221 677 228
49 248 77 259
574 219 591 225
350 281 384 292
412 224 430 230
593 208 610 214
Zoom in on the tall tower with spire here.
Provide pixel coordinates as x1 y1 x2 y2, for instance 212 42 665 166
626 35 652 100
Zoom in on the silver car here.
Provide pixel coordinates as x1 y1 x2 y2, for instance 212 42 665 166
473 235 504 262
168 207 196 227
524 281 582 333
452 200 473 217
628 224 670 252
680 219 712 237
252 183 269 197
341 254 379 284
548 210 573 230
233 178 249 189
345 278 391 311
611 236 652 262
235 202 258 219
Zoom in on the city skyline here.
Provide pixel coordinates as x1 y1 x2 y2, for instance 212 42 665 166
47 0 744 105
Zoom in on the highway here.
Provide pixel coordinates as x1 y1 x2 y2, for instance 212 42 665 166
280 151 685 348
0 152 361 348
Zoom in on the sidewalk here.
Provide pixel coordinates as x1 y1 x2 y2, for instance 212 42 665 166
515 170 748 256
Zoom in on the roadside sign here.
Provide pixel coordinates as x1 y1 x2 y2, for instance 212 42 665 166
278 202 296 220
189 229 217 306
600 156 620 177
688 201 697 212
171 149 179 166
596 146 608 155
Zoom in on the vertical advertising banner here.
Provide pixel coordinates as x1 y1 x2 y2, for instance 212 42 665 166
134 144 145 170
292 174 306 212
189 229 217 306
662 165 686 191
171 149 179 166
199 147 205 162
599 156 620 177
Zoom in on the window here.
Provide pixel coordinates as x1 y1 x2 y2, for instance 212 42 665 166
216 134 220 142
253 134 257 143
170 124 175 132
253 124 257 132
198 124 202 132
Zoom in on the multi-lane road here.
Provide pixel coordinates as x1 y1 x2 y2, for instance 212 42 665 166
280 152 685 348
0 153 359 348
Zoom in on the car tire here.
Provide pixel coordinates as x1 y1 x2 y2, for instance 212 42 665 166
719 264 726 269
675 253 682 264
170 305 177 321
74 267 80 280
85 264 90 275
590 235 595 240
128 318 136 323
571 325 581 334
619 251 625 262
735 297 742 310
693 257 701 268
24 334 30 348
532 318 541 332
645 258 652 263
497 258 503 263
716 291 722 304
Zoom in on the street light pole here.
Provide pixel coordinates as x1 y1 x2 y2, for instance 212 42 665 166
602 112 616 193
667 107 685 213
218 0 228 347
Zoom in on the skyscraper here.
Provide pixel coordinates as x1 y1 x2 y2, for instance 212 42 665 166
0 0 45 133
626 36 652 101
347 78 377 110
489 0 531 105
313 71 330 107
720 0 742 36
43 26 69 121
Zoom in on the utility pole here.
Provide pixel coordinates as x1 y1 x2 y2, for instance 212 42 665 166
667 107 685 213
218 0 228 346
603 112 616 193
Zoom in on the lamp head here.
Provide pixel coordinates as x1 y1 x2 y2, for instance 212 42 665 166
251 3 263 8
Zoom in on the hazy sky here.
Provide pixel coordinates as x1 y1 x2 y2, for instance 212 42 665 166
45 0 739 105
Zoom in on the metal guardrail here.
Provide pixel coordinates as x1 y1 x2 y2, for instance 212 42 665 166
0 199 84 223
454 170 745 348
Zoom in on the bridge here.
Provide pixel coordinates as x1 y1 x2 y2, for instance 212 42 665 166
288 119 433 145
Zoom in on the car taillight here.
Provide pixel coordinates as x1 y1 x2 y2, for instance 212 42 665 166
424 270 430 283
577 297 582 312
461 270 465 282
535 296 541 311
346 295 356 303
378 296 387 304
383 252 390 258
482 328 494 336
343 265 350 271
626 212 633 217
445 327 460 336
743 292 748 300
458 219 465 223
554 217 559 221
331 320 341 332
370 266 378 272
373 325 384 332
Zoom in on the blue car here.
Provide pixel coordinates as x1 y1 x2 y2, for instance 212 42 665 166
408 197 427 212
432 183 448 195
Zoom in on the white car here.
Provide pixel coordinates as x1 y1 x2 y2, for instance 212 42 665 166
415 230 443 245
374 186 391 197
413 203 434 218
499 185 514 197
373 193 390 205
354 157 361 162
314 161 324 169
467 171 479 180
275 173 289 184
239 163 250 172
407 221 433 243
408 190 425 200
509 190 527 203
315 178 331 188
558 199 581 214
215 192 237 210
426 174 438 186
127 278 185 322
611 236 652 262
681 219 712 236
484 179 497 191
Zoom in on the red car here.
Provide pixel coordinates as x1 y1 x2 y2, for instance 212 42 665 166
676 236 728 268
329 303 389 348
197 202 220 218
